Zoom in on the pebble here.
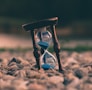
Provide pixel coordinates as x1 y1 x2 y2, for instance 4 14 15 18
74 69 85 79
48 76 64 84
14 69 27 78
26 70 41 79
0 72 3 78
28 83 46 90
63 72 80 87
63 57 78 67
1 58 8 68
12 79 28 90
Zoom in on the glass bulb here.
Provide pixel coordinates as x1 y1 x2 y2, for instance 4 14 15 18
41 50 57 69
35 27 52 45
35 27 56 70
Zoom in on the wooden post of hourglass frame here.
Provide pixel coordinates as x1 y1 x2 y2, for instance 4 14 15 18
30 30 41 70
50 25 63 72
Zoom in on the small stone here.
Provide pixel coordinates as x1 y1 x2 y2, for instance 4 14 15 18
8 64 18 71
12 79 28 90
66 87 77 90
88 71 92 77
8 58 21 65
0 79 11 88
26 70 41 79
49 76 64 84
64 57 78 67
71 64 80 70
1 58 8 68
86 77 92 83
1 86 15 90
63 77 72 85
63 72 80 87
14 70 26 78
70 52 79 59
7 70 16 75
17 57 30 66
28 83 46 90
2 75 15 81
0 72 3 78
74 69 85 79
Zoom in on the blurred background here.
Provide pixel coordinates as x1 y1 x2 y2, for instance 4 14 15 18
0 0 92 50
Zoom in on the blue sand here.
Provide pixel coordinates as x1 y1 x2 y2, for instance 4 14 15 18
38 41 49 49
42 64 54 70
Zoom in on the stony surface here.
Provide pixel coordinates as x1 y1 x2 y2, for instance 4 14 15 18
0 51 92 90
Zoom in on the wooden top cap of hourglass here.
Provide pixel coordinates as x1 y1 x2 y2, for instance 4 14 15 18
22 17 58 31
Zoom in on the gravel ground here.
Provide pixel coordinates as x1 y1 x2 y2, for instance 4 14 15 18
0 51 92 90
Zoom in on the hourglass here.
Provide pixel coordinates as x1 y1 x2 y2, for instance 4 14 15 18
36 27 57 70
22 17 63 72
